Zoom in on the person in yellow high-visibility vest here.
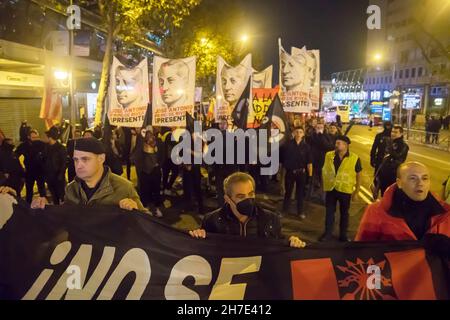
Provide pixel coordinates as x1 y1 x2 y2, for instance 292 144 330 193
320 135 362 242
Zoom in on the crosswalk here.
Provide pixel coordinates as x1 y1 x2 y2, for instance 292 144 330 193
359 185 374 205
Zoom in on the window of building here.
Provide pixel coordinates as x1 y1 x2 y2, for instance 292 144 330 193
399 70 403 79
411 68 416 78
418 67 423 77
405 69 410 78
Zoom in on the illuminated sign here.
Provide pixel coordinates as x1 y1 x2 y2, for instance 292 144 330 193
370 91 381 101
402 94 421 109
433 98 443 106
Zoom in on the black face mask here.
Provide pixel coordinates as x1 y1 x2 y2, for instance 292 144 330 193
235 198 256 217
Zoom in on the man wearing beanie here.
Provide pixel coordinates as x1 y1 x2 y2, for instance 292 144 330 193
320 135 362 242
31 137 146 212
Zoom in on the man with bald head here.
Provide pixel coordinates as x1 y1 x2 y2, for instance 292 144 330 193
356 162 450 241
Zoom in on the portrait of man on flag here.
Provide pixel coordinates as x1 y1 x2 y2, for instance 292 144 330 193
279 42 320 114
215 54 252 124
152 56 196 127
108 57 149 127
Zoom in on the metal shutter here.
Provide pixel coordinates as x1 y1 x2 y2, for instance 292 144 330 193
0 98 45 143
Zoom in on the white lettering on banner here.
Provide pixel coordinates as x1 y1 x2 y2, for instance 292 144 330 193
97 248 150 300
21 242 260 300
22 241 72 300
0 193 17 230
209 256 262 300
366 5 381 30
48 245 115 300
165 255 212 300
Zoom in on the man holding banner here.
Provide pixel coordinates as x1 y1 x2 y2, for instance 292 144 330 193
189 172 306 248
31 138 146 213
356 162 450 243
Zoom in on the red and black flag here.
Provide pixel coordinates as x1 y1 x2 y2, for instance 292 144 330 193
260 93 291 146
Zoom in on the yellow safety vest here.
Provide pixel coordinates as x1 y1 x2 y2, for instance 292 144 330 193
322 151 358 194
445 177 450 204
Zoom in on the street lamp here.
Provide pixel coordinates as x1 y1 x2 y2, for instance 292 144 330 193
54 70 69 80
241 34 249 43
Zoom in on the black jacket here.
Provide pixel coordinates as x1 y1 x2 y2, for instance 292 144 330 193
428 119 441 133
201 204 283 239
378 137 409 175
15 140 46 173
44 142 67 181
370 130 391 167
132 135 165 175
282 139 313 171
0 146 24 180
307 133 334 168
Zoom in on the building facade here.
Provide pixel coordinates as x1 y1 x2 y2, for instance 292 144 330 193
365 0 450 126
0 0 159 141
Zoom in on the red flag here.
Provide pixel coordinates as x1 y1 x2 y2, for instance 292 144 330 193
40 68 62 129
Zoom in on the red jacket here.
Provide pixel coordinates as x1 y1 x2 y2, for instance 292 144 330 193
356 184 450 241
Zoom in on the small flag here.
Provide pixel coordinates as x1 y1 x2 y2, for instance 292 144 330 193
231 78 251 129
260 93 291 145
185 111 195 134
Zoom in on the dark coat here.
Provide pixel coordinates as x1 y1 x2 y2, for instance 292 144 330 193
307 133 334 168
201 204 283 239
44 142 67 181
15 140 46 173
370 130 391 168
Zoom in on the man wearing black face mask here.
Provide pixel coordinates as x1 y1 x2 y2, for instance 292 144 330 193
189 172 306 248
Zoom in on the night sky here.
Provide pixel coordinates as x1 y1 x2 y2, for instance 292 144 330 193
235 0 369 81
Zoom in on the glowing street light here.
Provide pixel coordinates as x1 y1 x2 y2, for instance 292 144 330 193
374 53 382 61
241 34 249 43
54 70 68 80
200 38 208 45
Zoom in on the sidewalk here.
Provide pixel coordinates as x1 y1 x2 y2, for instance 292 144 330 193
407 127 450 152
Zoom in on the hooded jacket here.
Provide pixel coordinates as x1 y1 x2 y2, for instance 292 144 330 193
356 184 450 241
